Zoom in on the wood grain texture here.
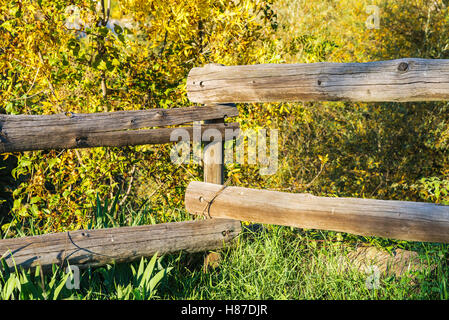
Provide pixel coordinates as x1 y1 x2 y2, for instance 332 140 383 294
0 219 241 270
185 182 449 243
0 122 239 152
187 59 449 103
0 105 238 132
0 104 239 152
203 118 224 185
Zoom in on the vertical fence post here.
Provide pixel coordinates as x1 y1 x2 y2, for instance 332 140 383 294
203 116 224 185
201 105 241 256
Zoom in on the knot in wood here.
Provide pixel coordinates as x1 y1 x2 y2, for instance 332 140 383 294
155 110 165 119
75 136 88 147
398 62 409 72
221 230 231 237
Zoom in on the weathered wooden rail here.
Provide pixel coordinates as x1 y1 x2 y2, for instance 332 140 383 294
0 104 238 152
0 219 240 270
0 104 240 270
186 182 449 243
187 59 449 103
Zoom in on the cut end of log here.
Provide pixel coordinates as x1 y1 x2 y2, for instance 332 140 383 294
334 246 431 278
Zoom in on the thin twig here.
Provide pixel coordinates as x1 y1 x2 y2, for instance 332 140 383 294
74 149 85 167
24 66 40 96
301 162 326 191
118 165 136 206
12 57 37 69
37 49 64 112
9 90 48 101
136 163 184 212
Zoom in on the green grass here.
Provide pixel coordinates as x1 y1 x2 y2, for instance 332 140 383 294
1 195 449 300
0 254 174 300
160 225 449 300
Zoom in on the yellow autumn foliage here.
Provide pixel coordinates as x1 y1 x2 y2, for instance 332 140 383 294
1 0 449 238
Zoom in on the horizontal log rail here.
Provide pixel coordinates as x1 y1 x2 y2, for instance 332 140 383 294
187 58 449 103
0 219 241 270
185 182 449 243
0 122 239 153
0 105 239 152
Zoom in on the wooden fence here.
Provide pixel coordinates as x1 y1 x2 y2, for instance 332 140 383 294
2 57 449 271
0 104 240 270
0 104 238 152
185 58 449 243
186 59 449 103
185 182 449 243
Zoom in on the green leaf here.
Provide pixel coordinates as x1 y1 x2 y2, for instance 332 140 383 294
53 272 71 300
19 160 32 168
136 257 145 283
149 267 172 294
112 58 120 67
140 253 158 289
0 258 10 279
3 275 20 300
30 197 41 204
98 27 109 37
96 60 106 71
47 158 59 169
113 24 123 35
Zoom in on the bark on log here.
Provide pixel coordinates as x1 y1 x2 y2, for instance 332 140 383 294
0 104 239 152
0 105 238 133
187 59 449 103
185 181 449 243
0 122 239 152
0 219 241 271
